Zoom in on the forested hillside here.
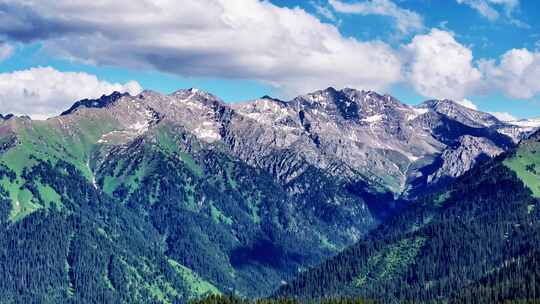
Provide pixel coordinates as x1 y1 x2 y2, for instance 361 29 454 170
276 131 540 303
0 89 535 303
0 124 364 302
0 90 393 302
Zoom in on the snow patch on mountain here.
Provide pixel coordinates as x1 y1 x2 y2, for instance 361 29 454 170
362 114 384 123
407 108 428 121
193 127 221 142
509 118 540 130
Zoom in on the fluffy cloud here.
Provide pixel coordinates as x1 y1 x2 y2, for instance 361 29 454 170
0 41 13 61
456 0 500 20
329 0 423 36
1 0 539 110
402 30 540 100
456 98 479 110
479 48 540 99
456 0 524 26
0 0 402 96
489 111 517 121
0 67 142 119
311 1 338 22
402 29 482 100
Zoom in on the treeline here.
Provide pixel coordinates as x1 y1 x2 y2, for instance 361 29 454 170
0 129 388 302
276 157 540 303
190 294 540 304
0 159 193 303
190 294 376 304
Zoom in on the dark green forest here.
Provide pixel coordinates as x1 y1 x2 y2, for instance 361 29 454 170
189 294 540 304
190 295 376 304
3 133 540 303
0 124 383 303
276 148 540 303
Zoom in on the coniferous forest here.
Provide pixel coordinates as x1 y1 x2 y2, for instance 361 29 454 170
276 144 540 303
0 84 540 304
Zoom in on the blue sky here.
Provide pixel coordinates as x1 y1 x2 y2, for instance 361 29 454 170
0 0 540 119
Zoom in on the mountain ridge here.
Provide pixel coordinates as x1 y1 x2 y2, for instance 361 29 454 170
11 87 536 198
0 87 537 302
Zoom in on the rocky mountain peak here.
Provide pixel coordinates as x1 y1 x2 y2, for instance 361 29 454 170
0 114 15 120
419 99 502 128
51 87 534 197
169 88 222 105
60 91 131 116
259 95 285 103
526 127 540 141
293 88 420 123
292 87 361 120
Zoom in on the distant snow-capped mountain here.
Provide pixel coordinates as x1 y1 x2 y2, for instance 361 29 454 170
508 117 540 131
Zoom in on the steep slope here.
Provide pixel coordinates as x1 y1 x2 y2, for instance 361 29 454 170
232 89 519 197
276 130 540 303
0 90 383 302
419 99 502 128
419 98 535 145
0 88 530 302
451 249 540 302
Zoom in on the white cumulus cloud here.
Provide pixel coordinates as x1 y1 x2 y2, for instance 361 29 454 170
456 98 479 110
0 67 142 119
329 0 423 36
402 30 540 101
478 48 540 99
0 41 13 61
489 111 517 122
0 0 402 97
402 29 482 101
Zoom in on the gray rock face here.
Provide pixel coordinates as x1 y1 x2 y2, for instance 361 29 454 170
427 135 505 185
228 88 520 196
419 99 501 128
62 87 527 198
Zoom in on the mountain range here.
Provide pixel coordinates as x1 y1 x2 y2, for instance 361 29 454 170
0 87 539 303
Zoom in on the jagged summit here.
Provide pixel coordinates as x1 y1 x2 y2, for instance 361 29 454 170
59 88 227 120
259 95 284 103
526 127 540 141
47 86 534 196
60 91 131 116
0 113 15 120
419 99 502 128
170 87 219 99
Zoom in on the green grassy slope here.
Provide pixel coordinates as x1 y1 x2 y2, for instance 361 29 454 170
0 117 118 221
504 135 540 197
0 113 385 302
